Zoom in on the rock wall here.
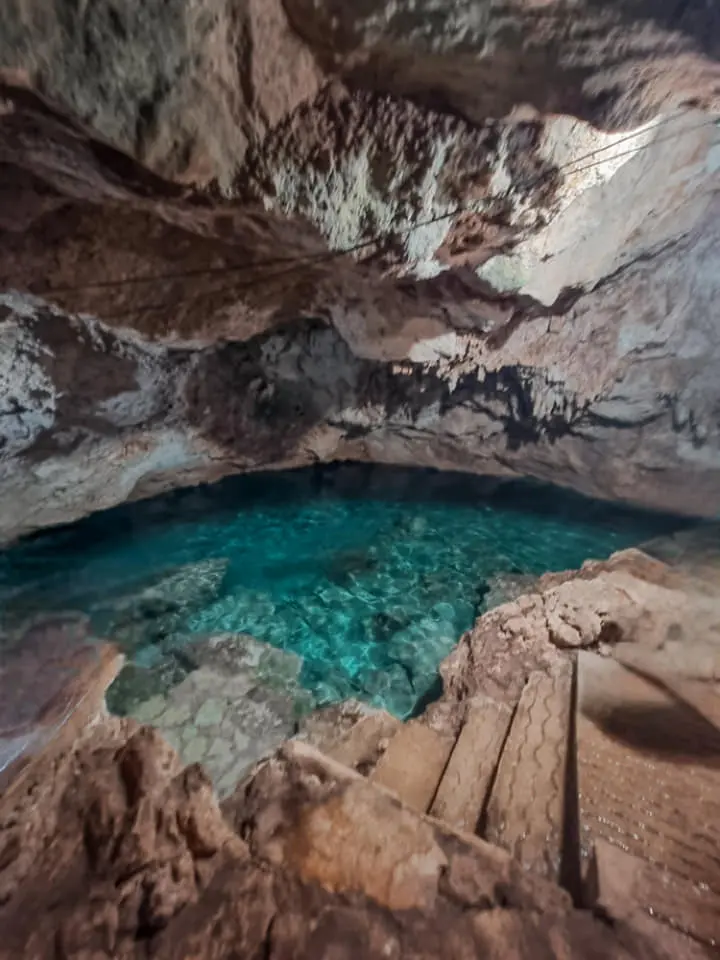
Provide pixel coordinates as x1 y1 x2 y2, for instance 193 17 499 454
0 1 719 538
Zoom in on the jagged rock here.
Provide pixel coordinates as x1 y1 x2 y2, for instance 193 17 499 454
297 698 401 774
0 613 123 796
0 3 719 538
440 544 720 705
1 719 692 960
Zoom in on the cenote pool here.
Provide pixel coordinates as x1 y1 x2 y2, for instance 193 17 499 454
0 465 692 719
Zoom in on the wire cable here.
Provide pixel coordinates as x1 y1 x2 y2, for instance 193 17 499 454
26 114 719 317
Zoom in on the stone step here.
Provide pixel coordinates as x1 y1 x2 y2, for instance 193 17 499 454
429 694 513 834
576 650 720 947
587 838 720 950
370 719 455 814
483 661 574 883
323 710 401 774
612 642 720 730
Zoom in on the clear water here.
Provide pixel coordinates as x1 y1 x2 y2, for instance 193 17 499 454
0 465 691 718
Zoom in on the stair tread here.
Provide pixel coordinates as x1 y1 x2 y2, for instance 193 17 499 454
370 720 455 814
577 651 720 912
483 661 573 882
589 838 720 950
430 694 512 834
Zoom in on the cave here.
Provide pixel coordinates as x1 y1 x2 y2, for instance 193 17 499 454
1 1 720 957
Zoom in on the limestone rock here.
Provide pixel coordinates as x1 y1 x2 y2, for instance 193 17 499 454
1 621 715 959
0 614 123 797
0 0 323 189
0 720 247 955
297 698 401 775
0 8 719 535
1 720 688 960
441 545 720 705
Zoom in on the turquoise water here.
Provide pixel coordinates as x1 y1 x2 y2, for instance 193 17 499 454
0 465 690 717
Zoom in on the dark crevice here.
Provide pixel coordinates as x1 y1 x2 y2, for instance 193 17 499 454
559 656 582 904
475 695 521 838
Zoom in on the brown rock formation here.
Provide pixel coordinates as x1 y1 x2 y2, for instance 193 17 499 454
0 2 719 536
0 721 706 959
0 615 123 795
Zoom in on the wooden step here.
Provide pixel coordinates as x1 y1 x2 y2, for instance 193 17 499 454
370 719 455 814
429 694 513 834
576 650 720 947
483 660 573 883
587 838 720 950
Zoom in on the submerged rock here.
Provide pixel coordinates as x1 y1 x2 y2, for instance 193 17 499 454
358 663 418 719
387 617 458 695
186 586 277 637
90 557 229 655
118 632 315 796
105 657 188 717
371 610 411 643
324 547 380 585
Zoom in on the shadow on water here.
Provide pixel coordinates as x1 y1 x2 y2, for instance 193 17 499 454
7 462 695 562
409 674 445 720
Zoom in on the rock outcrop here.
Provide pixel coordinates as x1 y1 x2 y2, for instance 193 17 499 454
0 717 707 959
0 2 719 538
0 614 123 793
439 540 720 705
